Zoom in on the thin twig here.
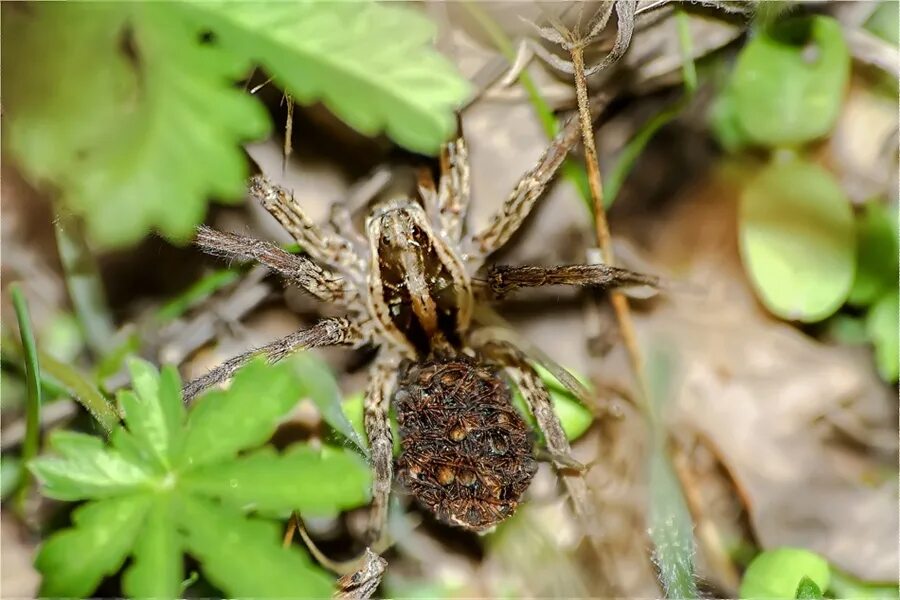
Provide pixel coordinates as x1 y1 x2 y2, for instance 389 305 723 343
570 44 647 396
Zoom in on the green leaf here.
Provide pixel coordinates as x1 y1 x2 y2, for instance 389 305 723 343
182 444 371 515
865 1 900 46
119 359 184 470
122 494 182 599
739 158 855 322
36 494 152 598
182 1 470 155
829 568 900 599
29 430 152 500
181 358 302 468
177 493 333 598
2 3 270 248
740 548 831 600
849 202 898 307
867 290 899 382
293 353 367 453
732 16 850 147
0 455 23 500
824 314 870 345
710 83 752 153
795 575 824 599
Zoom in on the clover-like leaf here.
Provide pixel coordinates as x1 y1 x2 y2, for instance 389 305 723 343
29 358 372 598
177 493 333 597
2 3 270 248
739 158 855 322
119 360 185 470
183 444 370 516
121 495 182 599
732 15 850 147
29 430 152 501
181 1 470 155
740 548 831 599
181 358 303 468
36 494 153 598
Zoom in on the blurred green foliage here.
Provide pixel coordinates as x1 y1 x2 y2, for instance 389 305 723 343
794 576 824 599
740 548 830 600
2 1 469 248
739 158 855 322
711 12 897 382
730 16 850 148
865 1 900 46
29 358 371 598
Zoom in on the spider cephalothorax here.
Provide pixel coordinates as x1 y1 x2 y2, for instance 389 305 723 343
184 104 662 555
396 355 536 532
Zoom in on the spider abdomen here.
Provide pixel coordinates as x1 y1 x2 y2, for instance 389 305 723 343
395 356 537 532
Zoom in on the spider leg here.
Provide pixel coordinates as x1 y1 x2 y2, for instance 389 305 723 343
363 357 398 546
435 132 470 243
334 549 387 600
478 340 583 471
474 337 603 551
462 93 613 269
487 263 661 299
194 226 352 304
249 175 364 275
462 112 581 267
182 317 363 402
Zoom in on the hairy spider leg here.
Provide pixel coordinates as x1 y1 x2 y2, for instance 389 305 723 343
476 339 584 472
194 226 352 304
181 317 362 402
250 175 366 278
486 263 663 299
436 134 471 243
462 111 581 268
362 358 398 546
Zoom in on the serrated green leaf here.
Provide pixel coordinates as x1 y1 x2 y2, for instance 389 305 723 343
796 576 824 599
36 494 152 598
739 159 855 322
2 3 270 248
118 358 183 469
182 444 370 516
29 430 151 500
122 494 182 600
732 16 850 147
177 493 333 598
181 0 470 155
849 202 898 307
181 358 302 468
293 353 367 453
867 290 899 382
740 548 830 599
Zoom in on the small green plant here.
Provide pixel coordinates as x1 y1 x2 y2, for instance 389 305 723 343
29 358 371 598
2 1 469 248
739 547 830 599
711 13 898 382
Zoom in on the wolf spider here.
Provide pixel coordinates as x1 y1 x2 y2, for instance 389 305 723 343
183 109 661 548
